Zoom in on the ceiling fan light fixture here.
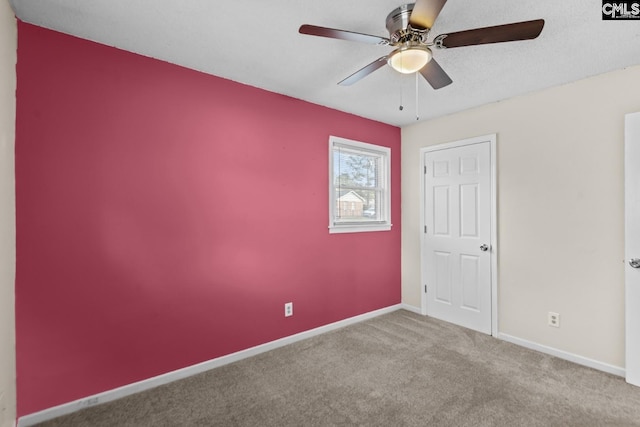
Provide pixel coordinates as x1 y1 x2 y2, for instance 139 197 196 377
388 46 432 74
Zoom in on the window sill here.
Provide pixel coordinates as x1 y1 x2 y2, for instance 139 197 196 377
329 224 392 234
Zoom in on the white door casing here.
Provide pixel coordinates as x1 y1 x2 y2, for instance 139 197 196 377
625 112 640 387
421 135 497 336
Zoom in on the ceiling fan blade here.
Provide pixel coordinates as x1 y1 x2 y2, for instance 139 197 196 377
338 57 388 86
409 0 448 30
437 19 545 49
299 24 390 45
419 58 452 89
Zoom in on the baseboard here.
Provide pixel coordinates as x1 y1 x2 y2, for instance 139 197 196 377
400 303 423 315
498 333 625 377
18 304 402 427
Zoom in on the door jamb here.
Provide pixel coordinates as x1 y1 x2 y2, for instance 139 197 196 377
419 134 498 337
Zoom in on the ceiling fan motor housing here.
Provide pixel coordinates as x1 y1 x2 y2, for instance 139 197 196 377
386 3 429 45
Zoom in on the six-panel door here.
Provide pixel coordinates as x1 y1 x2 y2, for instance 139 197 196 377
424 141 492 334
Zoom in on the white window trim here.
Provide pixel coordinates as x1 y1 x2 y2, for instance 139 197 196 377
328 136 392 234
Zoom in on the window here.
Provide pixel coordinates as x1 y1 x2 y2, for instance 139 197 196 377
329 136 391 234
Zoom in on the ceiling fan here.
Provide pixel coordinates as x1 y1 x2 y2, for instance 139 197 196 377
299 0 544 89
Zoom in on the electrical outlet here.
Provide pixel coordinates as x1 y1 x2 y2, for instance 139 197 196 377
548 312 560 328
284 302 293 317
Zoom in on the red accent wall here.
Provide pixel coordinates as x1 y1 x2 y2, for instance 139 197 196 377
15 22 401 416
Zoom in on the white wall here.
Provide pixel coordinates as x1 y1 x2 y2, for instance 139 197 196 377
0 0 16 425
402 65 640 368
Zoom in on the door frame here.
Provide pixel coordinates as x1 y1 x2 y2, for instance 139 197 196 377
420 134 498 337
625 112 640 386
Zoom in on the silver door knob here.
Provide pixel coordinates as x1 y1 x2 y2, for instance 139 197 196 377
480 244 489 252
630 258 640 268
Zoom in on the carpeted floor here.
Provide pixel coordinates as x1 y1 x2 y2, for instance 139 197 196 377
37 310 640 426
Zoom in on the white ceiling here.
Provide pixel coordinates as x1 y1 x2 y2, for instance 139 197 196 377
10 0 640 127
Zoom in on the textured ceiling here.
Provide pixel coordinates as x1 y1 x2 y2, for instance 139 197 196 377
10 0 640 127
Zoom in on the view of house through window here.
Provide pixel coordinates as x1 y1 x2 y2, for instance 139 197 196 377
335 148 380 220
329 136 391 233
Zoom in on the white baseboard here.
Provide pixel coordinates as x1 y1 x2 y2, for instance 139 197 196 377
18 304 402 427
498 333 625 377
400 303 423 315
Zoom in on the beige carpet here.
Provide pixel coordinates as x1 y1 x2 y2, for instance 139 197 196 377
36 310 640 426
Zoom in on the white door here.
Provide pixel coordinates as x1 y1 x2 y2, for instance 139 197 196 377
625 112 640 386
423 138 493 335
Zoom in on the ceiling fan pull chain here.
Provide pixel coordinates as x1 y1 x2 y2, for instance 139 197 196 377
399 76 404 111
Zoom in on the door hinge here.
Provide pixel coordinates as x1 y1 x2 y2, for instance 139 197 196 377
424 225 427 234
424 165 427 174
424 285 427 293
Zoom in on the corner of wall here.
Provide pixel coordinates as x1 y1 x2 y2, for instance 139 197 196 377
0 0 17 426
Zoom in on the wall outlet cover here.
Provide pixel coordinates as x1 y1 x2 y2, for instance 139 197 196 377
548 312 560 328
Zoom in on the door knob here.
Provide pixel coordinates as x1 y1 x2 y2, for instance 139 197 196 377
480 244 489 252
630 258 640 268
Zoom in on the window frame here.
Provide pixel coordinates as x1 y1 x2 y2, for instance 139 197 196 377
328 136 392 234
